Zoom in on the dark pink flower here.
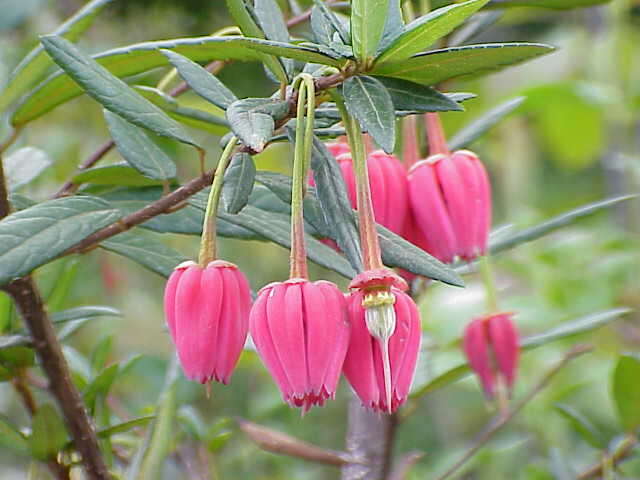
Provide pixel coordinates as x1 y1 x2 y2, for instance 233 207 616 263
407 150 491 264
164 260 251 384
463 312 519 398
249 278 350 412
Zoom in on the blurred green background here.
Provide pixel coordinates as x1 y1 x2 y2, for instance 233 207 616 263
0 0 639 478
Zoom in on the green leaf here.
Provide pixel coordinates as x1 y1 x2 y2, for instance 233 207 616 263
13 36 342 126
0 335 31 350
612 354 640 431
28 404 69 460
489 195 638 255
375 0 489 64
0 0 113 113
51 306 121 324
0 292 12 334
100 230 188 278
160 50 237 109
226 98 290 152
45 258 80 311
98 416 155 439
0 196 121 287
0 346 35 369
311 0 349 45
84 363 119 415
40 35 199 148
351 0 390 62
412 308 629 397
375 77 464 113
223 153 256 214
0 415 29 455
372 43 554 85
91 335 113 373
378 0 405 52
449 96 524 150
74 164 169 187
487 0 611 9
343 76 396 153
555 404 606 449
104 111 177 181
254 0 290 44
134 86 229 135
4 147 52 191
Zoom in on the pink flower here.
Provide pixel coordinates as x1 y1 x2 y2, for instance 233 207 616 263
325 141 350 158
463 312 519 398
342 270 421 413
164 260 251 384
407 150 491 264
249 278 350 412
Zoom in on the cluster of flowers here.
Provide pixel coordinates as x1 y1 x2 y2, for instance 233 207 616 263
164 122 520 414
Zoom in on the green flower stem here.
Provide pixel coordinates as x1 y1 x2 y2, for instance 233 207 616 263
198 137 237 266
425 112 450 156
479 254 499 313
333 93 383 271
289 74 316 279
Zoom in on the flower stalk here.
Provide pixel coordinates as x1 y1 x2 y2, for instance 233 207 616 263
425 112 450 156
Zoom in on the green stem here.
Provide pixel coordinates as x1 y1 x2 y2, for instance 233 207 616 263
425 112 450 156
198 137 237 266
479 255 499 313
333 93 383 271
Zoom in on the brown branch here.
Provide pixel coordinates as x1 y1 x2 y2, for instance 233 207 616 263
3 277 110 479
54 140 114 198
577 434 637 479
0 150 10 218
434 344 593 480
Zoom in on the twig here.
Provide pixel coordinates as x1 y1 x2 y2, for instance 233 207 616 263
3 277 110 479
0 149 11 218
434 344 593 480
577 434 637 479
54 140 114 198
388 451 425 480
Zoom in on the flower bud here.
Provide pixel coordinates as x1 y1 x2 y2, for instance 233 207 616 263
164 260 251 384
462 312 519 398
407 150 491 263
249 279 350 412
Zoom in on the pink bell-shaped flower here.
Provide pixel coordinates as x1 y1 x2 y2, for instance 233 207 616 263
164 260 251 384
342 269 421 413
462 312 519 398
407 149 491 263
250 278 350 412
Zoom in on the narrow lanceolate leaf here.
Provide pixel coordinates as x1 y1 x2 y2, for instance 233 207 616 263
254 0 290 44
378 0 405 52
226 98 290 152
4 147 52 191
411 308 629 398
375 77 464 112
73 164 167 187
51 306 121 324
375 0 489 65
40 35 199 148
160 50 237 110
98 416 156 439
104 110 177 181
28 404 69 461
555 404 606 449
12 36 342 126
343 76 396 153
311 0 349 44
490 195 638 255
100 230 188 278
0 0 113 113
0 196 121 287
612 354 640 432
0 415 29 455
351 0 390 62
448 96 525 150
372 43 554 86
222 153 256 214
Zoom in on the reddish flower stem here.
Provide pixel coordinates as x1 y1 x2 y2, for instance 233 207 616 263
425 113 450 156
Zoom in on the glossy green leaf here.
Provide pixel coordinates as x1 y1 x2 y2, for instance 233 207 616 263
412 308 629 397
51 306 121 324
351 0 390 61
612 354 640 431
3 147 52 191
41 35 198 148
45 258 80 312
0 0 113 113
74 164 168 187
28 404 69 460
378 0 405 52
160 50 237 109
555 404 605 449
98 416 155 439
489 195 637 255
104 110 177 181
372 43 554 85
0 196 121 286
375 77 464 112
226 98 290 152
449 96 524 150
0 415 29 455
13 36 342 126
343 76 396 153
223 153 256 214
376 0 489 64
101 230 188 278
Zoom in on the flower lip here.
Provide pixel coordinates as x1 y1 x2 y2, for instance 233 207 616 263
408 153 449 173
348 268 408 292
